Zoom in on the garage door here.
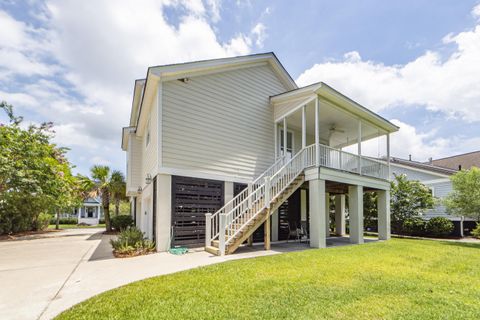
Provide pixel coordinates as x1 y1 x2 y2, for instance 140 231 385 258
171 176 224 247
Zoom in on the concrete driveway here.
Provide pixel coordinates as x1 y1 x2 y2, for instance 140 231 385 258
0 228 311 320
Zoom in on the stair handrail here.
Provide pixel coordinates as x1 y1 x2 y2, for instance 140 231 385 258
207 155 286 244
221 145 316 247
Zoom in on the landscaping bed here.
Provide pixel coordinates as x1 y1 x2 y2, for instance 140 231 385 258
57 238 480 320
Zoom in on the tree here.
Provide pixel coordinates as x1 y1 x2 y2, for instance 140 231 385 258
81 166 125 232
390 174 434 233
445 167 480 221
363 192 378 230
0 101 81 234
110 171 126 217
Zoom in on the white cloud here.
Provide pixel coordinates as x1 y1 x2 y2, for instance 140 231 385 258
252 22 267 47
0 0 262 174
297 24 480 122
352 119 480 162
472 3 480 19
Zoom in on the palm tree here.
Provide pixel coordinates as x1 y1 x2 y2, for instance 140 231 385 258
110 171 126 216
85 165 119 232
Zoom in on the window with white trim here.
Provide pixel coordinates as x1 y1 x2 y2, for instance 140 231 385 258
146 119 151 147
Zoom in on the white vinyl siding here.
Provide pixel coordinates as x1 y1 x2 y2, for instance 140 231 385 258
142 92 158 186
390 165 444 181
424 180 453 218
161 64 288 180
127 134 142 192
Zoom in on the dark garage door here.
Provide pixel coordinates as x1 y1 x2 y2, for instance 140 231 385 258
171 176 224 247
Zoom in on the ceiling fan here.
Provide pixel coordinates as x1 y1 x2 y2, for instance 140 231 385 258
328 125 346 139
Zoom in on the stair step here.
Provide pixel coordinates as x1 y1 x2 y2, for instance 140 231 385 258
205 246 220 255
211 240 219 248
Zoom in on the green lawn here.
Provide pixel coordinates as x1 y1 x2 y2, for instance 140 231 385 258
48 224 105 229
57 238 480 320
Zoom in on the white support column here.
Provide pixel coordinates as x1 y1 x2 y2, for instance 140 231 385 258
335 194 346 236
274 122 278 159
283 117 287 157
348 185 364 244
357 120 362 174
460 216 464 238
302 105 306 149
156 174 172 252
224 181 234 212
315 96 320 167
325 193 330 236
377 190 391 240
386 133 391 178
271 209 279 242
309 178 326 248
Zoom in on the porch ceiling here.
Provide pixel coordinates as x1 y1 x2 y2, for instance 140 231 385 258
282 98 386 149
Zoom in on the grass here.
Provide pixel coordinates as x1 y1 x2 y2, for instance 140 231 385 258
57 238 480 320
48 224 106 229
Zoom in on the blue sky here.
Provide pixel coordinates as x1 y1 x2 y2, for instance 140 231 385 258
1 0 480 175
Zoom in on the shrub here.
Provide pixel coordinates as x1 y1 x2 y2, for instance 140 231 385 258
111 215 134 231
471 224 480 239
402 217 426 236
425 217 454 237
110 227 155 257
49 217 78 225
99 218 105 224
34 213 52 231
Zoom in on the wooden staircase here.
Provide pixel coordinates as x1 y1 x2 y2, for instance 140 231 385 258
205 173 305 255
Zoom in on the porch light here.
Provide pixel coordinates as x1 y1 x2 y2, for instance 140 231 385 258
145 174 152 185
137 186 142 194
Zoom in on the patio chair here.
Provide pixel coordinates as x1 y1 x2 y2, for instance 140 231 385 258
299 220 309 243
287 221 301 242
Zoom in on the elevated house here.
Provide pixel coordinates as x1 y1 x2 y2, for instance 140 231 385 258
122 53 398 255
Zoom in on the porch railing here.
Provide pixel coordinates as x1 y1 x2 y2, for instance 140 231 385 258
206 143 389 254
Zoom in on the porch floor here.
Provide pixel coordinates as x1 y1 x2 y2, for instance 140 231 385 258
233 236 379 255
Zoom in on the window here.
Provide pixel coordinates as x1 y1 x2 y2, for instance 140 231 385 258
146 119 151 147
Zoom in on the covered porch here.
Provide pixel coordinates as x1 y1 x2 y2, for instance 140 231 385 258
271 82 397 181
265 82 397 249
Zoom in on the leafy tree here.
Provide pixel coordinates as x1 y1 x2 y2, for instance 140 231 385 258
445 167 480 221
363 192 378 230
390 174 434 233
0 101 81 234
80 166 125 232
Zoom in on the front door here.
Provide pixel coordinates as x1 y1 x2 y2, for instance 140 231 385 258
280 129 294 160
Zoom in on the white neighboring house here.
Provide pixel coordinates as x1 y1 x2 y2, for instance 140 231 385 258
122 52 399 255
389 157 477 236
61 198 103 225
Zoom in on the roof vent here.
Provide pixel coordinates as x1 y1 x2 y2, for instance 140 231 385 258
409 154 412 161
178 77 190 83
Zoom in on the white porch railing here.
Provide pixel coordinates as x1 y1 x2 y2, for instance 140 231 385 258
206 143 389 254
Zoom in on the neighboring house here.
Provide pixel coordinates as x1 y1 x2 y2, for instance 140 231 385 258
429 150 480 171
389 157 476 236
61 198 103 225
121 52 398 255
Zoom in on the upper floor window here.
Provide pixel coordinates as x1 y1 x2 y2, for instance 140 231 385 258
146 119 151 147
